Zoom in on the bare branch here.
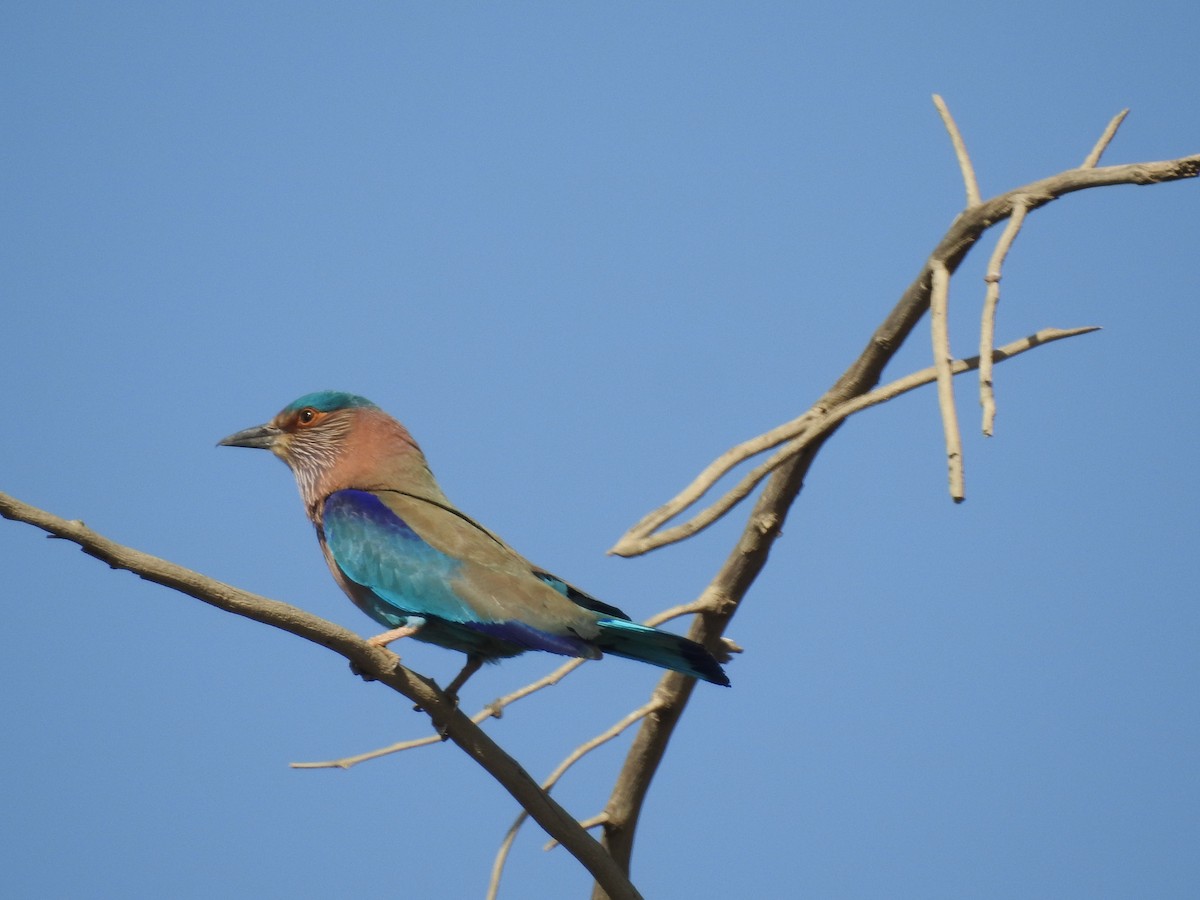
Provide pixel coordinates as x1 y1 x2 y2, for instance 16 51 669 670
488 817 524 900
1082 108 1130 168
856 326 1101 409
611 325 1098 557
611 412 821 553
293 658 588 769
643 600 709 625
980 200 1031 435
610 151 1200 558
930 261 965 501
489 701 662 899
293 730 450 769
548 701 664 800
0 492 642 900
932 94 982 206
608 440 809 557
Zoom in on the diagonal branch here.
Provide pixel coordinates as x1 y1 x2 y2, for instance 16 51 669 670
0 491 642 900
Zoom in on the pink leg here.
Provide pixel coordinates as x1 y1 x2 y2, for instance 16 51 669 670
367 621 424 650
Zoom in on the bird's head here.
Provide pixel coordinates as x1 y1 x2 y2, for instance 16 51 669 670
219 390 376 460
219 391 428 505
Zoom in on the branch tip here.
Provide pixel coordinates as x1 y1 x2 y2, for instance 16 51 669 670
932 94 982 206
1083 108 1130 168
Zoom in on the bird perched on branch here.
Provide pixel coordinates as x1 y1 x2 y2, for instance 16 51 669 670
219 391 729 698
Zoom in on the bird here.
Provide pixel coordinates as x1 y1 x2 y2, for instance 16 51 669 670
219 391 729 698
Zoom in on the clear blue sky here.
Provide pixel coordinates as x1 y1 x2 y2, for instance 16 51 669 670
2 4 1197 898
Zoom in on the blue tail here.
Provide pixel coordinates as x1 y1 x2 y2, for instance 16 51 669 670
594 619 730 686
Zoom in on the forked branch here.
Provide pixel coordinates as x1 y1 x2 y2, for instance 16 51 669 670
611 149 1199 558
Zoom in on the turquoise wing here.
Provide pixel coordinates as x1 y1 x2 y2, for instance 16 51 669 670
322 489 477 623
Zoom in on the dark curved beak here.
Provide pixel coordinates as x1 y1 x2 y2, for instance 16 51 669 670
218 423 282 450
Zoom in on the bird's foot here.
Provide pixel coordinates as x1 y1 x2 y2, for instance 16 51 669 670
354 620 426 681
367 622 423 648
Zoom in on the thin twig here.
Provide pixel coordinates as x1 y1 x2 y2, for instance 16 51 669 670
293 658 587 768
292 730 447 769
612 412 821 552
487 701 662 900
543 700 664 793
931 261 966 499
487 818 524 900
643 599 708 626
980 200 1030 435
1082 108 1130 168
838 327 1101 420
933 94 981 206
609 439 803 557
610 326 1099 557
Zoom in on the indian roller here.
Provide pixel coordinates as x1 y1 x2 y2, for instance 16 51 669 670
219 391 729 698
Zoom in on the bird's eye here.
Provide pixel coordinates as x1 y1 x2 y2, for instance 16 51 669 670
296 407 319 426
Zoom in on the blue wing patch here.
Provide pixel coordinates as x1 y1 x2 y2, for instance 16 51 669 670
322 489 478 623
